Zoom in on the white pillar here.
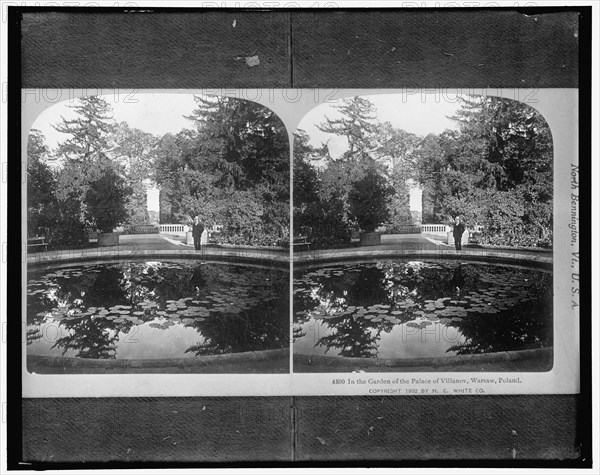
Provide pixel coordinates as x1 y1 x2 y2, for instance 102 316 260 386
407 179 423 224
143 179 160 224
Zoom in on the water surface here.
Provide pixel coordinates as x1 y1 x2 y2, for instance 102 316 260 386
27 261 289 360
293 260 552 359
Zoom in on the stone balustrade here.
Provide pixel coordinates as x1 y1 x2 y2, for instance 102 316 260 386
420 224 450 234
420 224 484 235
159 224 188 234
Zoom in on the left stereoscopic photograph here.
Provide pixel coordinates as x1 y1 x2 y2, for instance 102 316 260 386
24 92 291 374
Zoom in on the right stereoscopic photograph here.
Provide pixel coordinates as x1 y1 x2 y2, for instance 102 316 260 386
292 92 553 373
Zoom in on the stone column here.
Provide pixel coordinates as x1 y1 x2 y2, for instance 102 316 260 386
143 179 161 225
408 178 423 224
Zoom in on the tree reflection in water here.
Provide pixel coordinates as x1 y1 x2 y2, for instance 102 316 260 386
27 261 289 359
446 278 553 355
184 264 289 356
293 261 552 358
309 266 395 358
28 266 134 358
52 316 120 359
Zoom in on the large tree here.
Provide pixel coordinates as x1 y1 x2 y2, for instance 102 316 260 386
293 130 320 209
154 96 290 245
317 96 378 158
53 96 116 214
314 97 383 219
110 122 157 225
295 97 399 246
27 129 88 246
293 130 351 246
27 129 55 236
53 96 114 163
415 96 553 247
373 122 420 225
348 167 393 233
451 96 553 246
53 96 131 235
85 162 132 233
415 133 448 223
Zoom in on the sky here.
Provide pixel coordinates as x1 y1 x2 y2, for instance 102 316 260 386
297 92 462 159
31 93 200 149
31 91 463 156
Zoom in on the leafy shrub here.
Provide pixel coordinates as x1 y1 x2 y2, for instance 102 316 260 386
348 168 393 233
47 192 88 248
295 199 352 249
85 165 132 233
210 190 289 247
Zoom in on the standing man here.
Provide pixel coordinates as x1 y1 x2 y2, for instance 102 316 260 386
192 216 205 251
452 216 466 251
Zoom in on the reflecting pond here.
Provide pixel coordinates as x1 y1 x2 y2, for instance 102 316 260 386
293 260 552 359
27 261 289 359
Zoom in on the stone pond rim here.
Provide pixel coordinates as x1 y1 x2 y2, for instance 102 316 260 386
294 347 553 372
26 247 290 270
28 348 289 371
293 248 552 272
26 246 551 272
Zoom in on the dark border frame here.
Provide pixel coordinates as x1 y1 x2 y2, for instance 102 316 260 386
7 5 593 469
